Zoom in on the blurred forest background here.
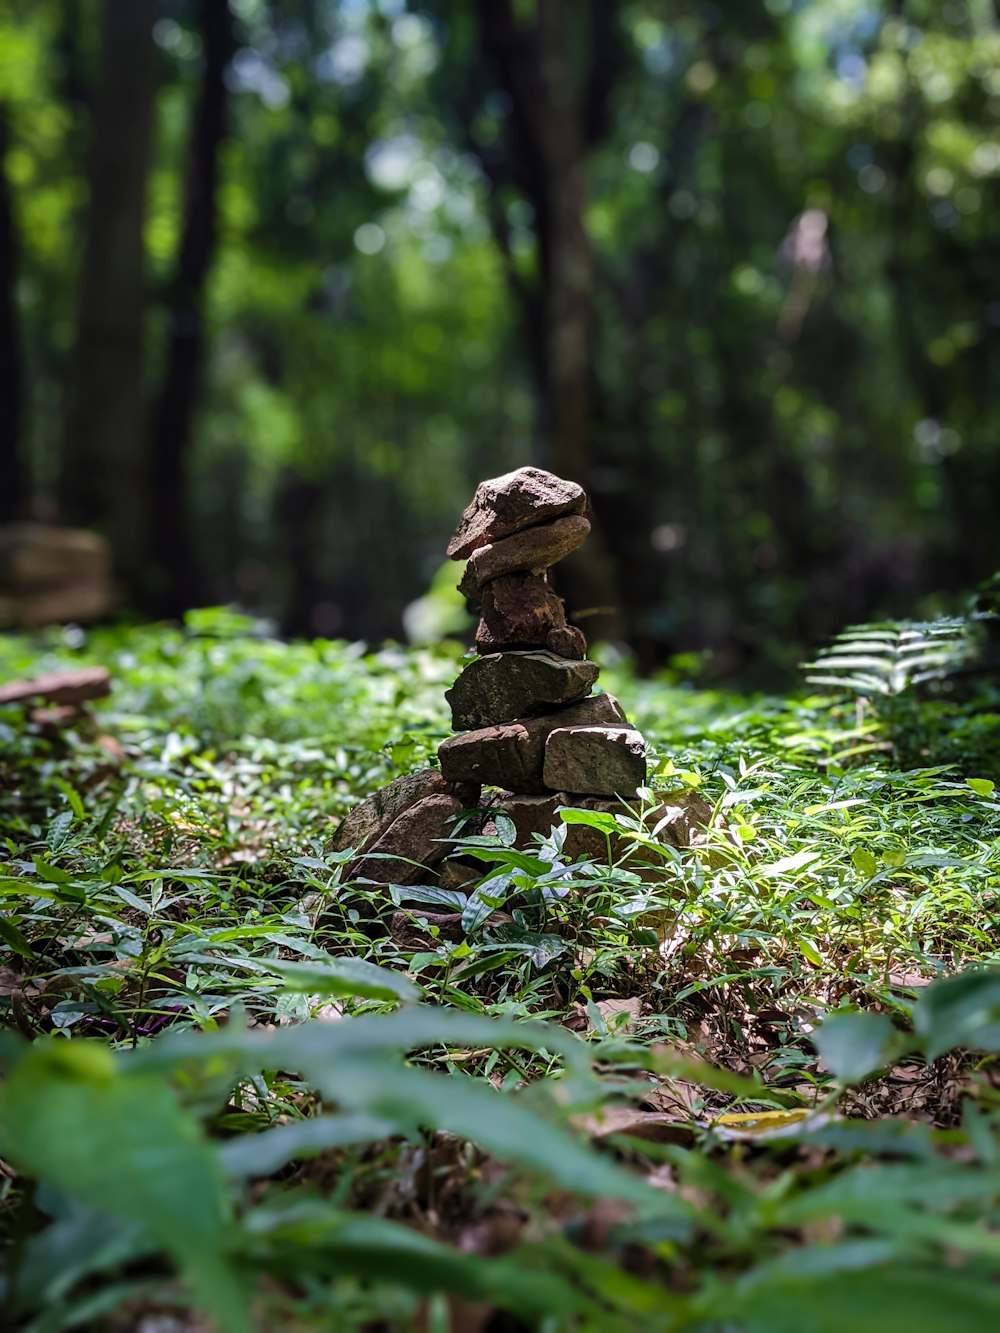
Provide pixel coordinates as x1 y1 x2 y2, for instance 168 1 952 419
1 0 997 681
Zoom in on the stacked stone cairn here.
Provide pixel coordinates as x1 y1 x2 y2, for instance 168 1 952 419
330 468 714 899
437 467 649 819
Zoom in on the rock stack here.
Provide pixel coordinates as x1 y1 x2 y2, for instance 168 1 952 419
438 467 648 812
329 468 716 889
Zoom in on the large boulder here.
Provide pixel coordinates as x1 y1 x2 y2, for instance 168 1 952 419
447 468 586 561
446 650 599 731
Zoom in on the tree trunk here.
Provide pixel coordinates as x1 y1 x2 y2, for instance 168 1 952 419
148 0 233 617
476 0 624 640
59 0 156 592
275 471 325 638
0 108 26 523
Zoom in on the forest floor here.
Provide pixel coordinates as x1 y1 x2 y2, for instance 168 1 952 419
1 612 999 1332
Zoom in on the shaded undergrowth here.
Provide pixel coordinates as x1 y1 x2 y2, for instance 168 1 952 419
1 613 998 1330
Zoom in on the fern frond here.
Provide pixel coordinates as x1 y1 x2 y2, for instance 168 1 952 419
803 617 980 697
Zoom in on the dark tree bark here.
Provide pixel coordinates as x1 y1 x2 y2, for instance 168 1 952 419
474 0 626 640
59 0 156 590
148 0 234 616
275 471 325 638
0 108 26 523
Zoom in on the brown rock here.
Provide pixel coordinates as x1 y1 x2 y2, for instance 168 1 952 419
446 650 599 731
447 468 586 561
440 722 548 793
488 789 715 869
436 860 482 892
346 793 466 885
28 703 89 733
438 694 627 793
458 514 591 598
651 789 718 851
0 667 111 707
0 523 110 589
390 907 513 950
543 725 647 798
474 572 566 653
390 909 465 948
545 625 587 660
0 523 115 627
327 768 479 856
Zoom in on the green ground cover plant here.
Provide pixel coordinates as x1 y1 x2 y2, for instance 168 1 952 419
1 612 999 1330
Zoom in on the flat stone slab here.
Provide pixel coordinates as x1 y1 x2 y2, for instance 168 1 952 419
447 467 586 561
458 514 590 598
0 523 116 627
543 725 647 798
0 666 112 707
328 768 479 856
346 792 466 885
438 693 626 793
446 650 599 731
475 572 566 653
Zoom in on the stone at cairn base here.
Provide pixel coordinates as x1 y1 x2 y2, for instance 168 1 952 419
345 792 467 886
487 789 716 870
328 768 479 858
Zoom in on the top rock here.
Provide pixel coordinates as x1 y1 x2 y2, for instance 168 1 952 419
447 467 587 561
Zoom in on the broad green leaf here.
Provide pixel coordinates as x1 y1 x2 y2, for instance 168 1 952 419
244 1198 583 1318
966 777 995 797
0 914 34 959
32 859 73 884
265 954 421 1003
7 1202 150 1314
558 808 620 834
484 922 570 967
798 937 824 966
759 849 822 878
851 848 878 877
0 1041 247 1333
458 845 550 874
778 1159 1000 1221
220 1112 399 1179
392 884 468 909
724 1264 1000 1333
461 873 511 934
322 1062 686 1219
124 1007 595 1080
812 1011 905 1083
912 968 1000 1059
